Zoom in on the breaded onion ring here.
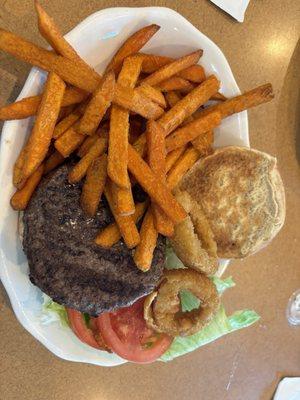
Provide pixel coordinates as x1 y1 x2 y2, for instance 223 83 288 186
144 269 220 337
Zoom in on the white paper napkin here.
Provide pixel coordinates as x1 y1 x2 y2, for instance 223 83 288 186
209 0 250 22
274 378 300 400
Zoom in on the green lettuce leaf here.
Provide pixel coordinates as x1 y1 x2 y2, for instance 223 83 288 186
160 306 260 362
41 294 69 327
212 276 235 294
164 240 186 270
180 289 201 312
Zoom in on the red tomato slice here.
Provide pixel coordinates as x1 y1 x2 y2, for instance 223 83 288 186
66 308 100 350
96 297 172 363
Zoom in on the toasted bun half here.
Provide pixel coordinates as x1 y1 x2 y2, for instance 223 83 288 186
175 146 286 259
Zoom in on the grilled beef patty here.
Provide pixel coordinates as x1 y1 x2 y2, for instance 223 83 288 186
23 163 165 315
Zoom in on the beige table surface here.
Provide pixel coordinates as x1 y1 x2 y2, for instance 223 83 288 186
0 1 299 399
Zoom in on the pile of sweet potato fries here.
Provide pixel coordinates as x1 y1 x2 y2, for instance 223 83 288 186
0 2 274 271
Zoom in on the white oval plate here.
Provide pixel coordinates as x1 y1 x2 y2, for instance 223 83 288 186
0 7 249 367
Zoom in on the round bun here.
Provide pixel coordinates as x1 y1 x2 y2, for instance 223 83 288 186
174 146 285 259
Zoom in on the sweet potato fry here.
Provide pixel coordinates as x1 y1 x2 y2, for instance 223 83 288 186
43 150 65 174
35 1 95 73
165 111 221 152
114 84 164 120
10 164 44 210
200 83 274 119
165 146 187 173
140 50 202 87
133 75 220 155
77 134 99 158
13 146 28 189
53 102 86 139
95 201 147 248
146 120 174 237
105 24 160 73
0 87 88 121
78 71 115 135
68 137 107 183
140 53 204 76
192 130 214 154
133 208 158 272
0 29 165 119
136 84 166 108
54 122 85 157
178 64 206 83
165 91 182 108
156 76 194 93
80 154 107 217
108 57 142 189
0 29 101 92
211 92 227 101
167 146 200 189
22 72 65 179
127 145 187 224
57 104 76 122
104 182 140 249
140 53 174 73
159 75 220 134
111 183 135 216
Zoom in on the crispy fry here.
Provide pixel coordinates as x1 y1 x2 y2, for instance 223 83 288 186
165 146 187 173
80 154 107 217
10 164 44 210
77 134 99 158
146 120 174 236
68 137 107 183
114 84 164 120
133 75 220 155
95 201 147 248
178 64 206 83
13 146 28 189
35 1 95 73
191 130 214 154
78 71 115 135
133 208 158 272
141 50 202 87
106 24 160 73
140 53 204 77
57 104 76 122
165 111 221 152
43 150 65 174
0 28 101 92
0 29 165 119
200 83 274 119
111 183 135 216
104 182 140 249
22 72 65 179
159 76 220 133
136 84 166 108
156 76 194 93
0 88 86 121
165 91 182 108
108 57 142 189
211 92 227 101
53 102 86 139
167 146 200 189
54 122 85 157
128 145 187 224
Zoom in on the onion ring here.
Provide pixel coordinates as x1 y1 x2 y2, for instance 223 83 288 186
144 269 220 336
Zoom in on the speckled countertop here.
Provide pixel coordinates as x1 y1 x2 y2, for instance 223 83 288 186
0 1 299 399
